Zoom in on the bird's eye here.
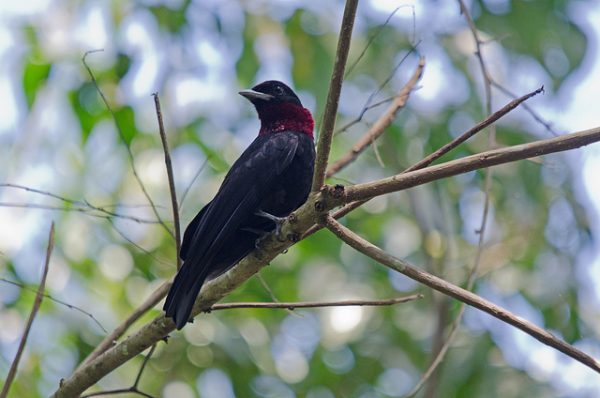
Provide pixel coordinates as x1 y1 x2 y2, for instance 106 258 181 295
274 86 285 96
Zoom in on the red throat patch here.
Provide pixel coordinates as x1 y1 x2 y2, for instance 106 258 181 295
257 103 314 139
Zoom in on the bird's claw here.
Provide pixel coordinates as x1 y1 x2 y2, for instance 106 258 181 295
255 210 287 241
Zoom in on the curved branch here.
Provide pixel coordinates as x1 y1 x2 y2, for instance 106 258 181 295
326 57 425 177
324 216 600 373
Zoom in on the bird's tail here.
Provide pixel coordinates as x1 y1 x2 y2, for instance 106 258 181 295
164 264 209 330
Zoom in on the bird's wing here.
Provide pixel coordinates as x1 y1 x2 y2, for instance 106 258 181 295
180 199 211 261
182 132 300 267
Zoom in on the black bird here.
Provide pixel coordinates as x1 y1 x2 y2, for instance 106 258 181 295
164 80 316 329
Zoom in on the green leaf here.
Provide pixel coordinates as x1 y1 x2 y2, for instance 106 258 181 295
22 62 50 108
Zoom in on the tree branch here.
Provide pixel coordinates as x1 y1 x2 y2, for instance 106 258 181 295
152 93 181 269
1 223 54 398
326 57 425 177
323 216 600 373
404 86 543 173
208 295 422 311
345 126 600 202
78 282 170 370
311 0 359 191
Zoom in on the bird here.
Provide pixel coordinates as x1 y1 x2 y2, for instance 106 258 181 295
164 80 316 329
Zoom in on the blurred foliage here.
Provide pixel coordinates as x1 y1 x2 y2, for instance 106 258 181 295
1 0 599 397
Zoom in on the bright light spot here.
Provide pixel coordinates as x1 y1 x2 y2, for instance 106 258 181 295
412 52 469 114
75 4 109 50
0 25 14 57
162 381 195 398
125 276 150 307
369 0 418 15
383 217 422 258
0 0 51 16
196 40 223 68
527 346 558 380
239 318 269 346
377 368 414 397
197 369 235 398
0 309 22 342
274 346 309 384
61 216 90 262
47 255 71 293
137 149 168 187
329 306 363 334
0 77 19 133
98 244 133 281
0 207 29 253
183 320 215 346
122 13 161 99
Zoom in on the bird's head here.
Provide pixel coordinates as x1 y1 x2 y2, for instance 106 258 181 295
239 80 314 138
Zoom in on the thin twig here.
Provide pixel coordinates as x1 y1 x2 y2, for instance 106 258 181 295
335 45 420 136
492 81 559 136
178 157 209 210
327 57 425 177
78 281 170 369
82 50 173 239
324 216 600 373
1 223 54 398
0 278 107 333
208 295 423 311
80 389 155 398
0 201 159 224
107 219 173 267
81 344 159 398
404 86 544 173
152 93 181 269
311 0 359 191
345 6 405 77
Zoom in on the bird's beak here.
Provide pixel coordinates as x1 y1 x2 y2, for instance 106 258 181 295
239 89 274 102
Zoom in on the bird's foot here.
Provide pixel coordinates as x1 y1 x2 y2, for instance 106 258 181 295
254 233 269 250
255 210 287 241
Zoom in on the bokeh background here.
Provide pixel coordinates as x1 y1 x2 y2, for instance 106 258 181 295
1 0 600 397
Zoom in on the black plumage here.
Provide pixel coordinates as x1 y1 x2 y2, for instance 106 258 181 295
164 81 315 329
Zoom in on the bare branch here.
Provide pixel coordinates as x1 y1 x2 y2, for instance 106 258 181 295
335 45 420 136
82 50 173 239
0 278 107 333
345 6 404 77
78 282 170 370
345 126 600 202
152 93 181 270
311 0 359 191
323 216 600 373
326 57 425 177
79 344 158 398
208 295 422 311
492 81 559 136
178 157 209 210
1 223 54 398
404 86 544 173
